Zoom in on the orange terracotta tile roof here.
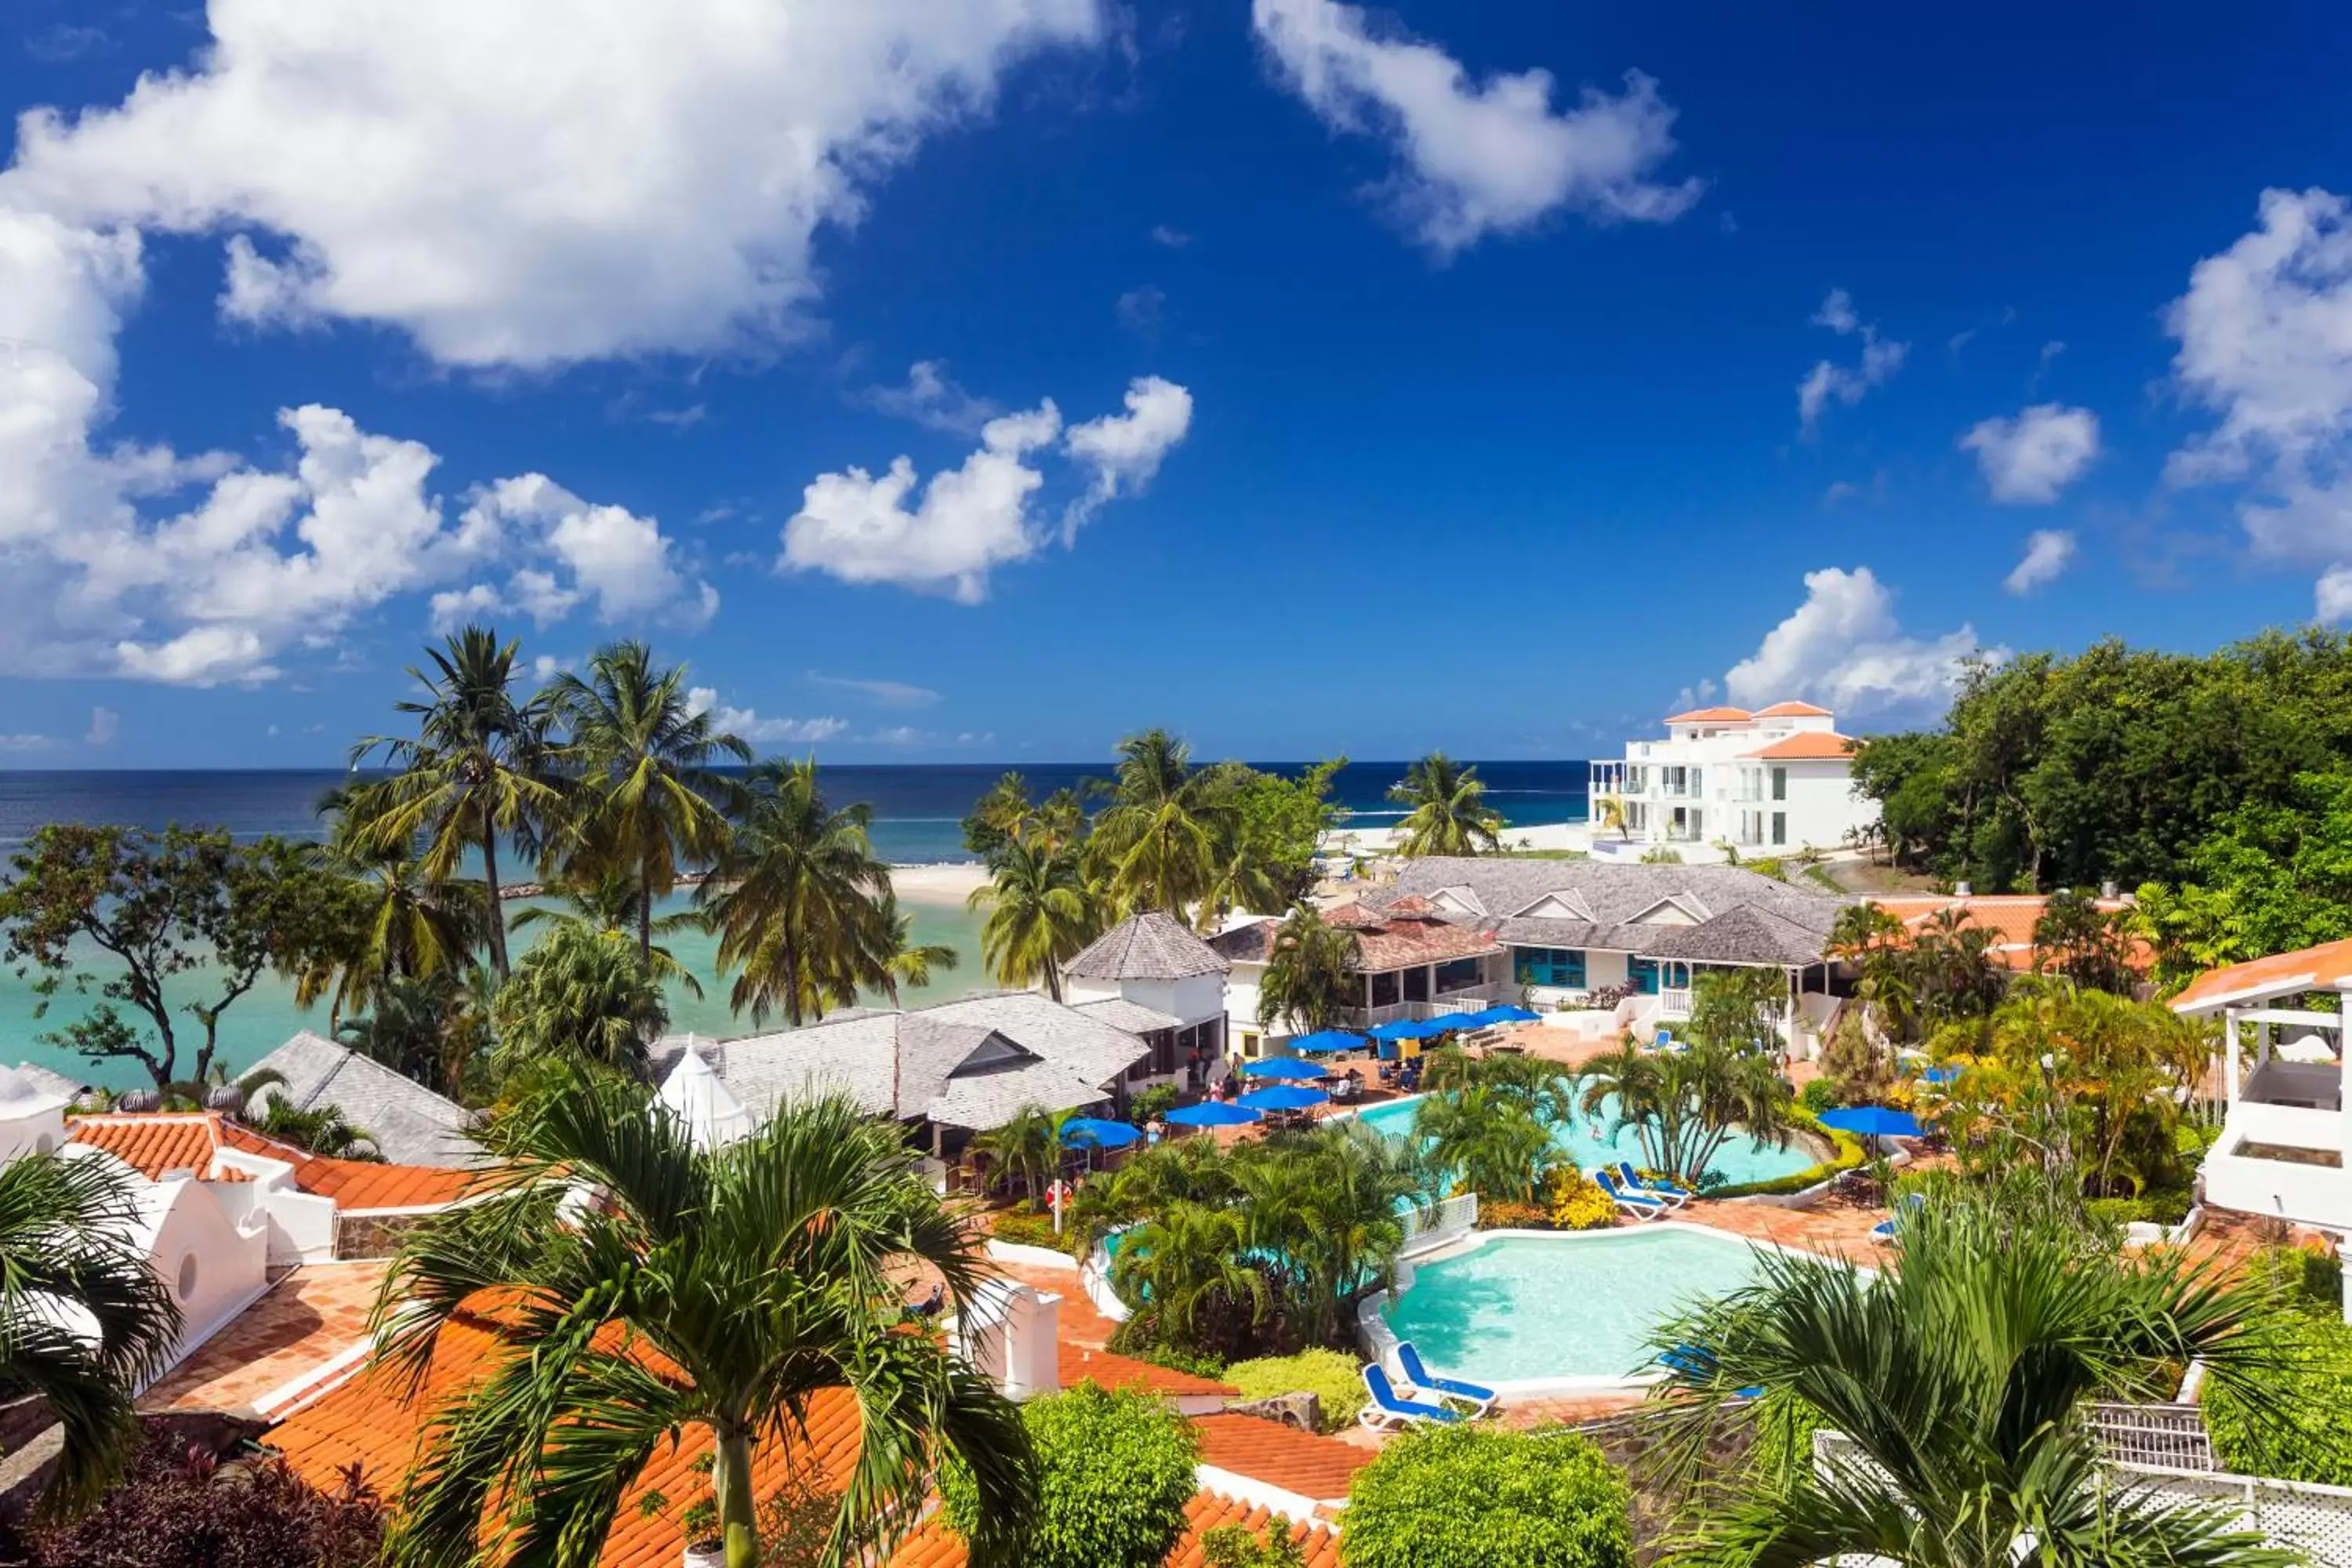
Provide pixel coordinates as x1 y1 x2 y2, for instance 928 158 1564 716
270 1311 869 1568
889 1490 1341 1568
66 1113 476 1211
1869 895 2149 973
1665 706 1753 724
1189 1412 1372 1501
1755 700 1834 717
2172 935 2352 1012
1741 731 1858 760
1059 1341 1237 1398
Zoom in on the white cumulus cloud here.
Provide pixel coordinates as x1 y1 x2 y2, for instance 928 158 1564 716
1250 0 1700 254
2 0 1103 368
784 376 1192 601
2319 566 2352 625
84 706 118 746
2003 529 2077 595
1961 404 2101 503
684 686 848 746
1723 566 1991 724
1797 289 1907 435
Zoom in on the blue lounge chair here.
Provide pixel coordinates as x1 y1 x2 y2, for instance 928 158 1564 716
1394 1343 1496 1417
1611 1161 1691 1203
1594 1170 1672 1221
1359 1363 1463 1429
1658 1343 1763 1399
1871 1191 1926 1244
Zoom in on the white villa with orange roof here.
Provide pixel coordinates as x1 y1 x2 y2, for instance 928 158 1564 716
1587 700 1877 860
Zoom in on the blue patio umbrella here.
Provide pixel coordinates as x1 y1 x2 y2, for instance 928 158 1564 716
1236 1083 1331 1113
1240 1057 1328 1081
1817 1105 1924 1142
1290 1029 1368 1054
1915 1065 1962 1087
1163 1101 1262 1128
1369 1017 1455 1041
1059 1117 1142 1149
1481 1004 1542 1023
1443 1007 1504 1029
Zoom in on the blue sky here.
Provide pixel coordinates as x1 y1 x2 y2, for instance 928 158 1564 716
2 2 2350 768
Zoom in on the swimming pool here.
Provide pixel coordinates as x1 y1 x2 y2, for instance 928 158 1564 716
1349 1092 1820 1189
1374 1226 1775 1392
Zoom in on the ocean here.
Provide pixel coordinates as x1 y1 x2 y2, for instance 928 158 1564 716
0 761 1588 1090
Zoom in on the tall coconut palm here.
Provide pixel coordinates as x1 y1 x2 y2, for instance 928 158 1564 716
1387 753 1504 858
870 893 959 1007
374 1072 1036 1568
1649 1190 2295 1567
296 793 488 1025
1255 906 1359 1033
489 923 669 1079
969 836 1102 1002
699 757 893 1029
510 867 706 998
1579 1038 1792 1186
971 1105 1069 1203
1087 728 1230 917
0 1153 182 1515
546 641 751 965
350 626 565 980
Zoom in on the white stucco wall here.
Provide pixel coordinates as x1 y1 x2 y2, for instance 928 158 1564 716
0 1103 67 1163
132 1178 270 1368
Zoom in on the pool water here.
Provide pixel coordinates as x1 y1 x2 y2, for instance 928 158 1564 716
1384 1229 1766 1385
1350 1092 1818 1189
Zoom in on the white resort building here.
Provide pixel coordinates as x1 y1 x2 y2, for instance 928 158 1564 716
1586 700 1877 860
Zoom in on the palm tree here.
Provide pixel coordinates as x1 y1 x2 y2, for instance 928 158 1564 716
1592 793 1630 842
871 893 958 1006
1087 728 1229 917
1579 1038 1793 1186
1255 906 1358 1033
0 1153 182 1514
1649 1191 2295 1567
1414 1083 1558 1203
546 641 751 965
1109 1200 1267 1352
699 757 892 1029
249 1098 383 1161
373 1072 1036 1568
295 791 487 1025
1387 753 1503 858
350 626 565 980
489 923 669 1078
969 836 1102 1002
510 867 706 998
1230 1124 1417 1346
971 1105 1069 1203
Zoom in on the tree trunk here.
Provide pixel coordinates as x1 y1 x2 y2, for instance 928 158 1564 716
638 858 655 967
713 1424 760 1568
481 811 510 980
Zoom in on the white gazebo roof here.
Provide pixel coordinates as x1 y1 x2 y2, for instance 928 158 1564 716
655 1047 755 1152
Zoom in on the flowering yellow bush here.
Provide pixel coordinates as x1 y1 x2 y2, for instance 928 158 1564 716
1546 1167 1617 1231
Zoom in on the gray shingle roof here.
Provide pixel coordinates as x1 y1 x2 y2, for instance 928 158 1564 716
11 1062 88 1103
666 991 1149 1131
1381 859 1840 969
1073 996 1186 1033
242 1031 477 1167
1064 912 1231 981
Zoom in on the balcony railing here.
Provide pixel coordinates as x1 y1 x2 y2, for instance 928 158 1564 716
1340 993 1501 1029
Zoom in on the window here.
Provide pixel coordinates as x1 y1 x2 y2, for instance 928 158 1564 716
1690 767 1703 797
176 1253 198 1301
1629 957 1660 994
1771 766 1788 802
1240 1031 1261 1059
1433 956 1483 993
1771 811 1787 846
1514 948 1587 989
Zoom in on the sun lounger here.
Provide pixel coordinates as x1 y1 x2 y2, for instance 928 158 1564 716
1871 1190 1926 1244
1658 1343 1762 1399
1594 1170 1672 1221
1359 1363 1464 1429
1394 1343 1496 1417
1610 1161 1691 1203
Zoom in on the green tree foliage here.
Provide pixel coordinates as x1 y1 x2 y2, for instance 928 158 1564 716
2203 1247 2352 1486
1684 967 1790 1056
0 825 348 1091
1577 1038 1795 1188
1087 728 1236 918
2029 887 2138 994
295 791 488 1025
1210 757 1345 916
488 923 669 1077
0 1153 183 1515
971 1104 1070 1203
1388 753 1503 858
1255 905 1359 1033
968 833 1103 1001
2136 770 2352 986
1203 1522 1311 1568
249 1097 383 1161
1340 1424 1633 1568
940 1385 1195 1568
509 866 706 997
1223 1348 1370 1432
1648 1187 2293 1568
376 1071 1034 1568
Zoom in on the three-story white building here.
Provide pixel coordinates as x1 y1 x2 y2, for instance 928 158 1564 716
1588 701 1877 859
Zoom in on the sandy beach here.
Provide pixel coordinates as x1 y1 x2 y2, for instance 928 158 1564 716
889 862 993 905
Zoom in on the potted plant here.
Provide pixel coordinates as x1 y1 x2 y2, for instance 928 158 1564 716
633 1452 724 1567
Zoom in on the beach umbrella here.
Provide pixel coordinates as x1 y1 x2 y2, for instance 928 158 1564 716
1817 1106 1924 1139
1237 1083 1330 1112
1369 1017 1454 1041
1290 1029 1368 1054
1915 1065 1963 1087
1060 1117 1142 1150
1164 1102 1262 1128
1240 1058 1328 1081
1482 1004 1542 1023
1443 1007 1502 1030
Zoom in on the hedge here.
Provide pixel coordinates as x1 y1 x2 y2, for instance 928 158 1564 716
1225 1348 1368 1432
1705 1116 1865 1200
939 1384 1199 1568
1341 1424 1633 1568
988 1206 1075 1254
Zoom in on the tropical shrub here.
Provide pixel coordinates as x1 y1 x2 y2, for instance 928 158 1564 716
1340 1424 1633 1568
1203 1522 1310 1568
1797 1077 1840 1115
940 1385 1199 1568
1225 1348 1370 1432
1105 1312 1233 1380
5 1436 383 1568
1131 1083 1182 1125
1545 1167 1617 1231
1474 1198 1552 1231
2204 1244 2352 1486
988 1206 1069 1253
1704 1118 1864 1200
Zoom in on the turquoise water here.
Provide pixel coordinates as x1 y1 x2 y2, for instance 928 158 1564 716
1385 1229 1767 1383
1351 1093 1817 1188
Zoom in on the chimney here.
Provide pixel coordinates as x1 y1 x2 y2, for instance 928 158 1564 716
2100 880 2119 899
956 1280 1062 1402
1954 881 1973 898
